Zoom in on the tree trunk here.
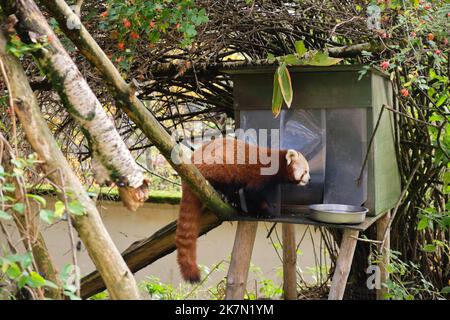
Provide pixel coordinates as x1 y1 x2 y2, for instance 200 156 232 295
10 0 148 211
40 0 237 221
0 28 141 300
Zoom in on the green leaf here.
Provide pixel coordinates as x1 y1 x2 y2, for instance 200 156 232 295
26 194 47 207
0 209 12 220
267 53 275 63
307 51 342 66
417 217 429 230
2 183 15 192
441 286 450 294
435 95 447 108
277 63 293 108
272 68 283 118
12 203 25 214
17 275 28 289
40 209 56 224
280 54 302 65
54 200 65 218
44 280 59 289
67 200 85 216
295 40 307 56
27 271 46 288
8 252 33 269
6 262 21 279
422 244 436 253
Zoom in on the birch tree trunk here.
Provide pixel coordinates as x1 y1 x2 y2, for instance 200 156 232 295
0 28 141 300
6 0 148 211
40 0 237 221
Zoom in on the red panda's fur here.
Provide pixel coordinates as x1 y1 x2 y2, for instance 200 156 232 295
175 138 309 283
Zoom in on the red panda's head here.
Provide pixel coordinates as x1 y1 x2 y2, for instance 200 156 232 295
285 150 310 186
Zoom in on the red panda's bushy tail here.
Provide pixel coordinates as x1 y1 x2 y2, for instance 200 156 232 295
175 183 202 283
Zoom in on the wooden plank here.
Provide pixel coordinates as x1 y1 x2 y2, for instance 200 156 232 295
376 210 391 300
225 221 258 300
231 211 386 232
282 224 297 300
328 229 359 300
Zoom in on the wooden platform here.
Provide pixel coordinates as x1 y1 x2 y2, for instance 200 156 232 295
227 210 386 232
224 210 391 300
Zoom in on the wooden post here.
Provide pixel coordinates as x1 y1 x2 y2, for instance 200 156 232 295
328 229 359 300
376 211 391 300
282 224 297 300
225 221 258 300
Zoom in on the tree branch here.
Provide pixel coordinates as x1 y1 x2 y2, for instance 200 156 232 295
41 0 237 220
13 0 149 211
0 25 141 300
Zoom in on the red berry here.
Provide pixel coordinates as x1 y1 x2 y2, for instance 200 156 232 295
434 49 441 55
380 60 390 71
444 38 449 45
123 18 131 29
149 21 155 28
423 4 431 10
400 88 409 97
100 10 108 18
118 42 125 51
427 33 435 41
410 31 416 37
130 32 140 40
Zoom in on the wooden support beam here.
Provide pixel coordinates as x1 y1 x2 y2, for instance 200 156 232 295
282 224 297 300
376 211 391 300
328 229 359 300
225 221 258 300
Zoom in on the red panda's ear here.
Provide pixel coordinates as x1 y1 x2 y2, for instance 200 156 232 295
286 149 299 166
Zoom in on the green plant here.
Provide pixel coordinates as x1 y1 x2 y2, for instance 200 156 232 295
379 250 445 300
99 0 208 69
268 40 342 117
0 147 84 299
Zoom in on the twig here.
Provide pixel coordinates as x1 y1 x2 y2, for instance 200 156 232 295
357 104 386 184
74 0 84 17
380 156 423 250
0 56 17 155
57 168 80 297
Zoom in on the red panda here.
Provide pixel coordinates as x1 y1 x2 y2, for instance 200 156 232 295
175 137 310 283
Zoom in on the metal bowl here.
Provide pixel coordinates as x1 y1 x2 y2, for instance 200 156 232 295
308 204 368 224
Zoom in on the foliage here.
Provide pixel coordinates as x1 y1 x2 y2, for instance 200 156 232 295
0 252 57 296
381 250 445 300
0 150 82 299
98 0 208 69
1 0 449 300
268 40 342 116
361 0 450 296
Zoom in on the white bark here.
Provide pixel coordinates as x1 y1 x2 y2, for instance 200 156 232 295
15 0 144 190
0 26 141 300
